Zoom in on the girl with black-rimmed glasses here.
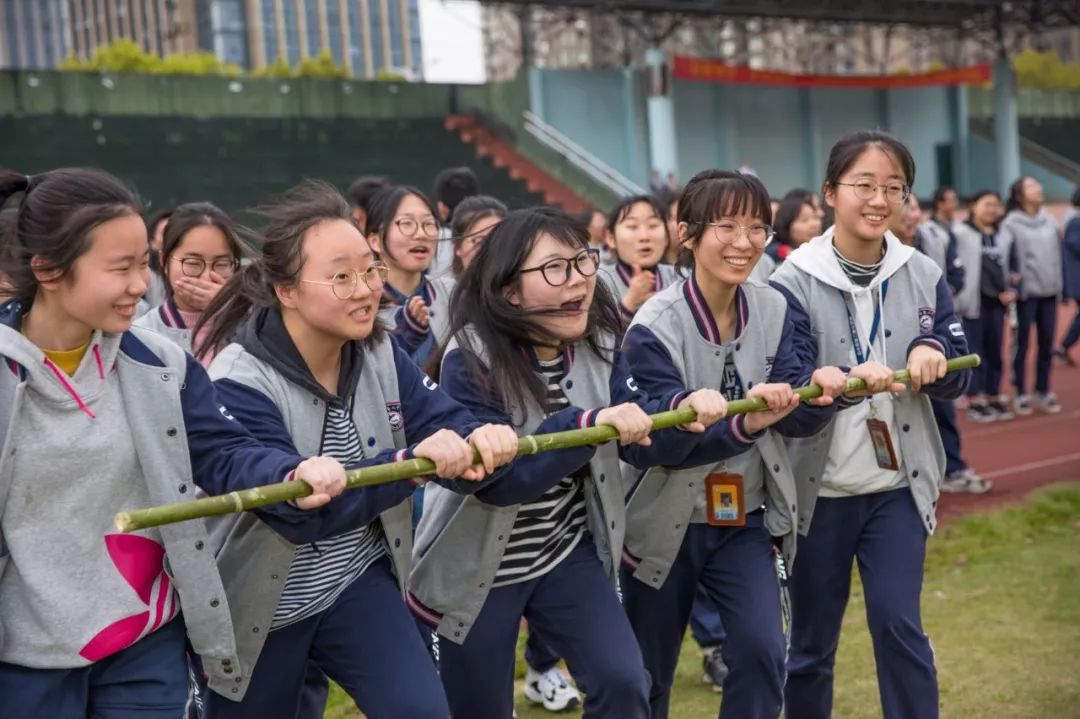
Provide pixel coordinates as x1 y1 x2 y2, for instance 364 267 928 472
409 207 727 719
134 202 243 367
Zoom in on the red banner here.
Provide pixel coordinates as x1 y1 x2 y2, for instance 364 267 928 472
672 56 991 89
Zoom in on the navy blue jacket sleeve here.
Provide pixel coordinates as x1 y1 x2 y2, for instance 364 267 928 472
213 375 420 544
906 275 971 399
391 305 430 356
391 339 513 495
440 347 597 507
621 325 761 469
766 307 839 438
945 231 965 295
1066 217 1080 258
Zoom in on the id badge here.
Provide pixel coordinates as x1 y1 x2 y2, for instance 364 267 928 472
705 473 745 526
866 418 899 470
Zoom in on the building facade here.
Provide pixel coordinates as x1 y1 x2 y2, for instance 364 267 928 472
0 0 422 79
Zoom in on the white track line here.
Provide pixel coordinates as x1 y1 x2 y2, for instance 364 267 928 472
963 410 1080 439
980 451 1080 480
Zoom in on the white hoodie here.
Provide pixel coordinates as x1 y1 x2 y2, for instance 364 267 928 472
783 227 915 497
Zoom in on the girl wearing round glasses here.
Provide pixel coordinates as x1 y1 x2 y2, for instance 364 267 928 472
409 207 725 719
365 186 446 366
619 170 848 719
194 181 519 718
771 131 971 719
134 202 242 367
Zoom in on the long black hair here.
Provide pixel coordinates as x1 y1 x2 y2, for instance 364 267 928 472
445 206 622 413
0 168 143 303
195 180 384 360
1005 176 1037 214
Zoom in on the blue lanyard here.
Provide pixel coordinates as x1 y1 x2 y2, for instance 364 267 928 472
843 280 888 365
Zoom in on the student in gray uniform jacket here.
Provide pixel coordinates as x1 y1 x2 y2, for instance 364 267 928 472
409 207 721 719
1001 176 1064 415
195 181 519 718
597 194 680 324
134 202 242 368
770 131 971 719
620 170 849 719
0 168 349 719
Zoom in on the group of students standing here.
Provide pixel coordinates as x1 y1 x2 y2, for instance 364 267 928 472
6 126 1044 719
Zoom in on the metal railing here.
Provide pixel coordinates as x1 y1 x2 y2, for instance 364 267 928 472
522 110 646 197
969 118 1080 183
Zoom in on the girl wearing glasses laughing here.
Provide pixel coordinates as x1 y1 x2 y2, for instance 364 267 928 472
193 181 519 718
134 202 242 366
409 207 723 719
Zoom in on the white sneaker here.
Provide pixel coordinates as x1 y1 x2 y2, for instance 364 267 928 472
524 665 581 712
942 468 992 494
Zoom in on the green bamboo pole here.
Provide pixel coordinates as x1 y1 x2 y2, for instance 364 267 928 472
115 354 980 533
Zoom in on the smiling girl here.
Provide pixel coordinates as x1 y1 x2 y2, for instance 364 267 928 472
770 131 972 719
620 170 847 719
0 168 348 719
195 181 518 717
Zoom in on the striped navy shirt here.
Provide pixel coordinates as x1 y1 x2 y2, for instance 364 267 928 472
272 401 388 629
492 355 588 587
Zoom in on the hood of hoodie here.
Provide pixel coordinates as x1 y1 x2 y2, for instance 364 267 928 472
0 300 122 415
234 306 364 407
783 225 915 293
1002 208 1055 233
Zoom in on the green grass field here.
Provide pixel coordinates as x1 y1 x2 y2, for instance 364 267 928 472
326 484 1080 718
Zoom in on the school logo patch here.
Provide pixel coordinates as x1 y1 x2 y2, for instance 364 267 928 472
386 401 404 432
918 307 935 335
422 376 438 391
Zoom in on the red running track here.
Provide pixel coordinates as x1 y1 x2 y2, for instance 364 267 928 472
938 301 1080 523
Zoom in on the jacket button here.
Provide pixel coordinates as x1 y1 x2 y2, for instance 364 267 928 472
161 373 170 381
252 626 259 633
912 470 920 478
809 476 815 483
565 380 573 389
312 398 319 405
599 474 605 482
735 343 741 351
675 523 681 529
747 381 753 389
232 688 239 694
222 659 231 666
885 329 892 338
271 574 279 580
610 521 616 530
195 541 204 550
210 598 220 607
394 538 401 548
455 631 461 637
223 667 233 674
178 484 187 494
687 482 693 487
166 427 178 437
773 464 780 472
791 504 796 512
652 577 659 583
235 677 242 684
840 337 846 344
714 351 721 357
458 622 464 628
497 535 504 541
479 582 485 588
902 424 911 432
368 437 376 446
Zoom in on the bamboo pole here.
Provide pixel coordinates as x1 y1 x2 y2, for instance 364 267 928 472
115 354 980 532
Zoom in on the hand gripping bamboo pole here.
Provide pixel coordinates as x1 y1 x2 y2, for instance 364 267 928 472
114 354 980 532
